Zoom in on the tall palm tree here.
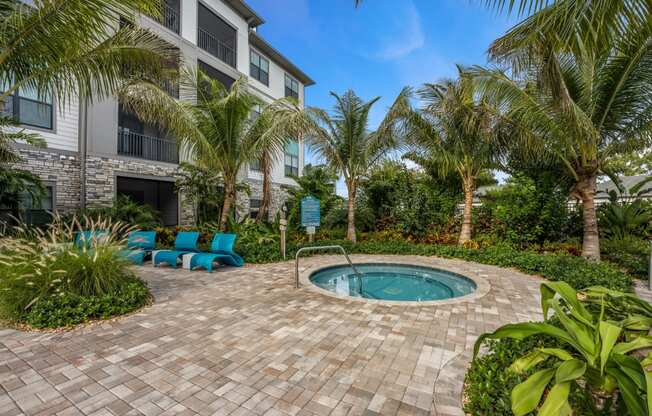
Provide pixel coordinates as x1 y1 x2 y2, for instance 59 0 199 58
399 72 506 244
470 21 652 259
120 70 314 230
308 90 402 242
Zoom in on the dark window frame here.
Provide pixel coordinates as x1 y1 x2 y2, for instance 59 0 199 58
284 140 299 177
2 89 54 131
250 50 269 86
284 74 299 100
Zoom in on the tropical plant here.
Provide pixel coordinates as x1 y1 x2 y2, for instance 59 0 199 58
474 0 652 261
72 195 161 229
0 166 45 222
474 282 652 415
599 177 652 240
398 70 507 244
0 216 140 322
1 0 178 139
358 160 461 237
480 174 574 246
175 162 224 225
120 70 313 230
307 90 403 242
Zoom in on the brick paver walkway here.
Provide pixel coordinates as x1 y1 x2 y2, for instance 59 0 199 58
1 255 545 416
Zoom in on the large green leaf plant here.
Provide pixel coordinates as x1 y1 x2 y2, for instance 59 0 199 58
474 282 652 415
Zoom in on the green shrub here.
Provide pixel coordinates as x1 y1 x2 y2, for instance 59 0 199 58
464 336 606 416
0 217 150 326
602 237 648 279
26 279 149 328
479 175 574 246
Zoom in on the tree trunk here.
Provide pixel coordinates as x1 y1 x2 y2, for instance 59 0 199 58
347 181 357 243
459 176 475 245
256 152 271 222
219 180 235 231
575 173 600 261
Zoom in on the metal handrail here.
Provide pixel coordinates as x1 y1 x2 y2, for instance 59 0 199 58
295 245 360 289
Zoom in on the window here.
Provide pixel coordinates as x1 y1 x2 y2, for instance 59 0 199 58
250 50 269 86
249 199 262 219
285 75 299 99
20 184 54 225
284 140 299 177
2 80 53 130
198 60 235 90
249 104 263 172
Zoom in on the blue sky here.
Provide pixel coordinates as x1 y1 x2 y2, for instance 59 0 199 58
247 0 518 193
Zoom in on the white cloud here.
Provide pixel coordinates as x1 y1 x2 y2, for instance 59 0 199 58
372 1 424 60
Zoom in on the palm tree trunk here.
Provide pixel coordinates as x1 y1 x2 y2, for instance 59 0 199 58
219 179 235 231
347 181 357 243
575 173 600 260
459 176 475 244
256 152 271 222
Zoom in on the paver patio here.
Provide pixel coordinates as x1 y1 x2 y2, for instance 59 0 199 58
1 254 548 416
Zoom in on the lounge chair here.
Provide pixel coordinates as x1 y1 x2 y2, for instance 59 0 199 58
152 231 200 268
119 231 157 265
184 233 244 272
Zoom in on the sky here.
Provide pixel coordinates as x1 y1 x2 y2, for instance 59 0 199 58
246 0 519 194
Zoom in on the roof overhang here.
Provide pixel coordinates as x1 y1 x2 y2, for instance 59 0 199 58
249 30 315 86
224 0 265 27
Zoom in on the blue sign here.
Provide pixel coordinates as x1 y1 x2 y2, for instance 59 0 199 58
301 196 320 227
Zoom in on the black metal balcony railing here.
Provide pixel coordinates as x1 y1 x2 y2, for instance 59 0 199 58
118 129 178 164
157 3 180 34
198 28 236 68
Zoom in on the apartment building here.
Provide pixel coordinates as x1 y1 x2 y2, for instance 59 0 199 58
10 0 314 226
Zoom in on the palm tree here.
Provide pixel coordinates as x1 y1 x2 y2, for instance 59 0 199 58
120 70 313 230
1 0 177 119
308 90 402 242
470 19 652 259
399 72 506 244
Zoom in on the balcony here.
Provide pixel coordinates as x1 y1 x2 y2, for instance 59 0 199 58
198 28 236 68
156 2 180 34
118 129 178 164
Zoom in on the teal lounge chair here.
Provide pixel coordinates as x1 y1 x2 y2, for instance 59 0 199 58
152 231 200 268
119 231 157 265
187 233 244 272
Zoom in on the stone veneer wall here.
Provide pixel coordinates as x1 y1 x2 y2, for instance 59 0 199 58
85 156 194 226
236 179 292 221
12 147 81 214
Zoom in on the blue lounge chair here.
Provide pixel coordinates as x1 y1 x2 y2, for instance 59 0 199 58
75 230 108 250
187 233 244 272
119 231 157 265
152 231 200 268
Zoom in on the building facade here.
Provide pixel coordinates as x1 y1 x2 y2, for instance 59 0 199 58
10 0 314 226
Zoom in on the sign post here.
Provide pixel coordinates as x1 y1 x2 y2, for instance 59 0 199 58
301 196 320 242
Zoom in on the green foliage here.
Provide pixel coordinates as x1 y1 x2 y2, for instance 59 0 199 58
598 178 652 240
0 217 148 327
473 283 652 415
0 167 45 221
358 161 461 236
480 175 575 246
602 237 648 279
25 279 149 329
175 162 224 225
74 195 161 229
